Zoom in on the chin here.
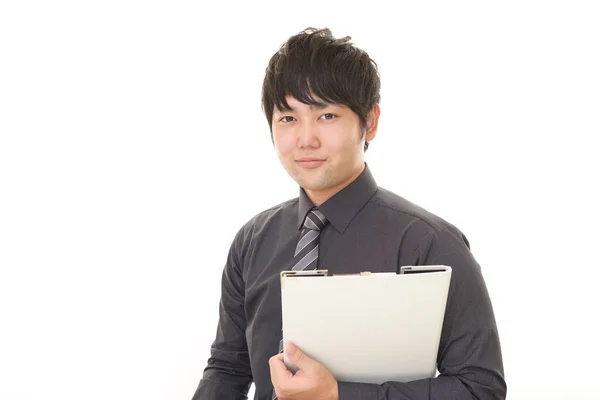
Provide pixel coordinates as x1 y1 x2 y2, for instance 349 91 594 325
288 167 331 191
297 179 330 192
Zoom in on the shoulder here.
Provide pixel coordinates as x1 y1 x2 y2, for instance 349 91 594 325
232 197 299 247
370 187 471 249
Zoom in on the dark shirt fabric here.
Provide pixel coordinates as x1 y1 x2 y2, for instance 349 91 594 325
193 164 506 400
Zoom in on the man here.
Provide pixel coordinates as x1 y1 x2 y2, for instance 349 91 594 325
192 27 506 400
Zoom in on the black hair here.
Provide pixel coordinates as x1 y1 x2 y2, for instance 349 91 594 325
261 27 381 151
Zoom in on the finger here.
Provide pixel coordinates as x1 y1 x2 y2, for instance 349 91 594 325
269 352 294 383
270 352 285 363
286 343 315 371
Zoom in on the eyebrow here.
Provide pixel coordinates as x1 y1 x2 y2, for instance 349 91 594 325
274 102 333 114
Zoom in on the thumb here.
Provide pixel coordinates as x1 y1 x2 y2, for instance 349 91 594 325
286 343 315 371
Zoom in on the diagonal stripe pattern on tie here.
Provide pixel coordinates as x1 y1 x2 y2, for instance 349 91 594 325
291 209 327 271
272 208 328 400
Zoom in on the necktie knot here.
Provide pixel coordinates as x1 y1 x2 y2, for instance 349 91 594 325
303 208 327 232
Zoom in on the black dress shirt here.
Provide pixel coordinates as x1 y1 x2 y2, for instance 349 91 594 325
192 164 506 399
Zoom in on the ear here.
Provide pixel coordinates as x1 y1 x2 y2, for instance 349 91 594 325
365 103 381 142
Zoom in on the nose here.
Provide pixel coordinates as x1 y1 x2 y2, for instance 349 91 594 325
296 120 320 148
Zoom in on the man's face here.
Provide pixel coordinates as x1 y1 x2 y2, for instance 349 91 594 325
272 95 377 202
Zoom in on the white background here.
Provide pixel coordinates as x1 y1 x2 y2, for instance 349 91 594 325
1 1 599 399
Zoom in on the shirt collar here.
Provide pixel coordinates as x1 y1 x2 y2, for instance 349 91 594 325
297 163 378 233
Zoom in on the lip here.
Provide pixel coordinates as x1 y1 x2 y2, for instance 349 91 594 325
296 158 325 169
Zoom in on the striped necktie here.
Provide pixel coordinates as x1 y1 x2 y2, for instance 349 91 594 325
272 208 328 400
292 208 327 272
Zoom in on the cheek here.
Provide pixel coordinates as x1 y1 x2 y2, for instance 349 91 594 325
273 133 294 157
326 132 356 155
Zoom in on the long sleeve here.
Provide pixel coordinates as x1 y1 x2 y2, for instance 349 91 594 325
192 230 253 400
337 225 506 400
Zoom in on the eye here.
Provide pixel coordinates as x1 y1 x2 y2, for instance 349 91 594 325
321 113 336 120
279 116 295 123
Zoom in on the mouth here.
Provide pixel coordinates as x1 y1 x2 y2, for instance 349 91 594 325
295 158 325 169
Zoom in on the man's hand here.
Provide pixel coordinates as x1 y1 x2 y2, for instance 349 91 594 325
269 343 339 400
